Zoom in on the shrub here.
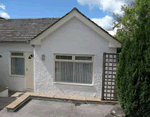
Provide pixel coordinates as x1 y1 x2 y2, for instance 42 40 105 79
116 0 150 116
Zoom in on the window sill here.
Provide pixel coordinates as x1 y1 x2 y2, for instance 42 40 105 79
53 82 94 87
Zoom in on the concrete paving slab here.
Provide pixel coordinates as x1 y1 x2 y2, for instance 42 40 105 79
110 104 125 117
0 97 16 111
0 99 115 117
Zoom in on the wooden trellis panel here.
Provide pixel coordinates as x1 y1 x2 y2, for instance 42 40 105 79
102 53 119 101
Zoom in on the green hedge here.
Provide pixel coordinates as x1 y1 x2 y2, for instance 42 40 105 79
116 0 150 116
116 37 150 117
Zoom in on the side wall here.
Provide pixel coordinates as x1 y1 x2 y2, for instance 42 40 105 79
34 17 116 98
0 43 33 91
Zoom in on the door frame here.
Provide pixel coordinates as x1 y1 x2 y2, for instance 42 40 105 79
25 51 34 91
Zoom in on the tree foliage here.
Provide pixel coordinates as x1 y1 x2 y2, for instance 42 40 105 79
116 0 150 116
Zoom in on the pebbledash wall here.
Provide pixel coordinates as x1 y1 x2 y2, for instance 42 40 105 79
34 17 117 98
0 43 33 91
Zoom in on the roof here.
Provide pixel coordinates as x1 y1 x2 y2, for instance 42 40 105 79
0 18 59 43
0 7 121 45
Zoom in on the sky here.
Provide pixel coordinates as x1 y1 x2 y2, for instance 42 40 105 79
0 0 132 35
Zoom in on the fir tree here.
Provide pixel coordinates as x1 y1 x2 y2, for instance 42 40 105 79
116 0 150 116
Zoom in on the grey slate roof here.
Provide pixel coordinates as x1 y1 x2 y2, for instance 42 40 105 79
0 18 59 43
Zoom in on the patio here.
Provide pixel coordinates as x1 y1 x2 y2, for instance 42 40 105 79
0 99 115 117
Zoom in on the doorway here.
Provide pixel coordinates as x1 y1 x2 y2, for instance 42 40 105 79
25 52 34 91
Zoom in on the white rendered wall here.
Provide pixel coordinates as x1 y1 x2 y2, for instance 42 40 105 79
0 43 33 91
34 17 116 98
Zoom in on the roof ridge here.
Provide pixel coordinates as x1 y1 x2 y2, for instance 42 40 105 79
3 18 60 20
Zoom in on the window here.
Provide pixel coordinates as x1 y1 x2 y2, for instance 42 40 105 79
54 54 93 84
10 52 25 75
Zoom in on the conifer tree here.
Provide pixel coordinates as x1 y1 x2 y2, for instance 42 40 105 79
116 0 150 116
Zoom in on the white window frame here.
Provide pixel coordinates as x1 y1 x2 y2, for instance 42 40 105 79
53 53 94 86
9 52 25 77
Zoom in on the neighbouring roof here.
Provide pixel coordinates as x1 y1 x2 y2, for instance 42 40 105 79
0 8 121 46
0 18 59 43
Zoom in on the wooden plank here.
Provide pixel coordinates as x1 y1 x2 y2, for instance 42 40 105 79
11 92 24 97
6 94 29 109
85 97 101 102
54 95 71 99
39 93 55 98
25 92 40 96
70 96 86 101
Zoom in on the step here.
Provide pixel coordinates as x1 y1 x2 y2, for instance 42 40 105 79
0 87 8 97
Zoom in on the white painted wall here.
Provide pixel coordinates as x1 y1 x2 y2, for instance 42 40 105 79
0 43 33 91
34 17 117 98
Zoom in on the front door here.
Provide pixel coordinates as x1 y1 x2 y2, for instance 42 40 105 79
25 52 34 91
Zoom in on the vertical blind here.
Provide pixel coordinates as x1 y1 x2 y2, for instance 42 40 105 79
55 61 93 84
